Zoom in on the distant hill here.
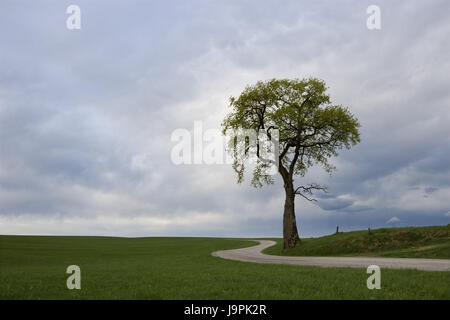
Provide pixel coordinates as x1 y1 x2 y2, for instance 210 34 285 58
264 225 450 259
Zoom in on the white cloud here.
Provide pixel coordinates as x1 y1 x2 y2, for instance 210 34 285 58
386 217 400 224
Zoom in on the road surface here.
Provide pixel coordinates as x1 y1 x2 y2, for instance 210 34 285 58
211 240 450 271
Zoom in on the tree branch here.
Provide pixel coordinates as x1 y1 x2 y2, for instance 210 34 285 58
289 144 300 176
294 183 328 201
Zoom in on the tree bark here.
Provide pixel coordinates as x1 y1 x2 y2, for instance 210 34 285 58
283 179 300 250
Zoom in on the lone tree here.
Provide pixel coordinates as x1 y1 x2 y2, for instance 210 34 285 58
222 78 361 249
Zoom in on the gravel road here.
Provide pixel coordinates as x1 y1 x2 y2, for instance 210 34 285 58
212 240 450 271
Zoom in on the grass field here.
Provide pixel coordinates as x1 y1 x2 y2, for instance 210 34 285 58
263 225 450 259
1 232 449 300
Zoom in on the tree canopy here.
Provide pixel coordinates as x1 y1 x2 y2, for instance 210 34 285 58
222 78 360 195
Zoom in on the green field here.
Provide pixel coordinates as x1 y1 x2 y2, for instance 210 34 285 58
264 225 450 259
1 233 449 299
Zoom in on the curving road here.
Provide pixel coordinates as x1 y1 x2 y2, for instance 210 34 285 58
211 240 450 272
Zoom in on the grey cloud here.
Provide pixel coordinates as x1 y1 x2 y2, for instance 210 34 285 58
317 198 354 211
424 187 438 194
1 0 449 236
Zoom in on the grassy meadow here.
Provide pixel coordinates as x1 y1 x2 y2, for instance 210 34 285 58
264 225 450 259
1 228 449 299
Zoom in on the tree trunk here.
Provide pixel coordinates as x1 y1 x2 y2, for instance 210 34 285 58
283 179 300 250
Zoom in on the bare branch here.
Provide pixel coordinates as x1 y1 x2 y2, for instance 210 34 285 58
294 183 328 194
297 192 317 202
294 183 328 202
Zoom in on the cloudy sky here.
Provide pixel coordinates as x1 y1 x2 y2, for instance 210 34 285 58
1 0 449 237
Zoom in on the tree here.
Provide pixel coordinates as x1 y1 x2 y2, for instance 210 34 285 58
222 78 361 249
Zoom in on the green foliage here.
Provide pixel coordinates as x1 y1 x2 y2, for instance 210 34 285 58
222 78 360 190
